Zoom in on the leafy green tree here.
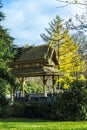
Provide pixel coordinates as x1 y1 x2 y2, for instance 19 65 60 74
25 81 42 94
0 1 15 97
0 1 4 21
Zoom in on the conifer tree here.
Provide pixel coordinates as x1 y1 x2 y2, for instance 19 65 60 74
41 15 85 89
0 1 15 96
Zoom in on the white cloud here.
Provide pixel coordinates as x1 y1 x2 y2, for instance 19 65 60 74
2 0 85 46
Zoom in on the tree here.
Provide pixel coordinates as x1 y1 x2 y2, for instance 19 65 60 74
64 0 87 53
57 0 85 7
65 6 87 79
25 81 42 94
57 0 87 57
0 1 4 21
41 15 85 89
0 1 15 97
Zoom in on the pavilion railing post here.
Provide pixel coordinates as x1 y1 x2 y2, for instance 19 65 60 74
19 77 25 97
52 75 56 93
10 86 14 102
43 76 47 97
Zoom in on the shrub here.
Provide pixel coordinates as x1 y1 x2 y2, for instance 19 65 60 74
49 79 87 121
24 101 52 119
0 79 86 120
11 102 25 117
0 97 11 117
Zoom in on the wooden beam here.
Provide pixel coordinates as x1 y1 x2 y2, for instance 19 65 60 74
52 75 56 93
43 76 47 97
19 77 25 97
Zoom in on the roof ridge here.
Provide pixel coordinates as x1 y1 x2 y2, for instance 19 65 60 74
34 43 49 48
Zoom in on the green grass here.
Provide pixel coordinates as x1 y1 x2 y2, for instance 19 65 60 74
0 118 87 130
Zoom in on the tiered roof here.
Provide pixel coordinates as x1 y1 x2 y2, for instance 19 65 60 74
10 44 59 77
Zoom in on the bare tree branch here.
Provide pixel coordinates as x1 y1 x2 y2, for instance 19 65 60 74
56 0 87 6
56 3 71 8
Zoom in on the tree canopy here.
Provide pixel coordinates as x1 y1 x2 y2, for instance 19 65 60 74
0 1 15 96
41 15 85 89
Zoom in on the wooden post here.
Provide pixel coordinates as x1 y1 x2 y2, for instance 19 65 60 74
19 77 25 97
43 76 47 97
52 75 56 93
10 86 14 102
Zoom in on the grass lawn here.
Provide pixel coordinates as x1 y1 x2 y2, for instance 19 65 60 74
0 118 87 130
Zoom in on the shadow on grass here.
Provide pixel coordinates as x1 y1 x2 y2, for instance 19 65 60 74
0 118 49 122
0 118 87 123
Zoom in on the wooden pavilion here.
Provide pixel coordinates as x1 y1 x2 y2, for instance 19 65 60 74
10 44 60 101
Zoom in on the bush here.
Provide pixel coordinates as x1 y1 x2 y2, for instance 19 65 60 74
0 97 11 117
0 79 86 121
49 79 87 121
24 101 52 119
11 102 25 117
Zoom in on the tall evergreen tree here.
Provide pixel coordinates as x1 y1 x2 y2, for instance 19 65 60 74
0 0 4 21
41 15 85 89
0 1 15 96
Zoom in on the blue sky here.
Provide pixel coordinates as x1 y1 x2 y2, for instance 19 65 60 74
2 0 84 46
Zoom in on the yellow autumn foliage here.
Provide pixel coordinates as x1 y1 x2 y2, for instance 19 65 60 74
41 15 85 90
79 74 85 81
57 78 64 83
63 84 70 89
